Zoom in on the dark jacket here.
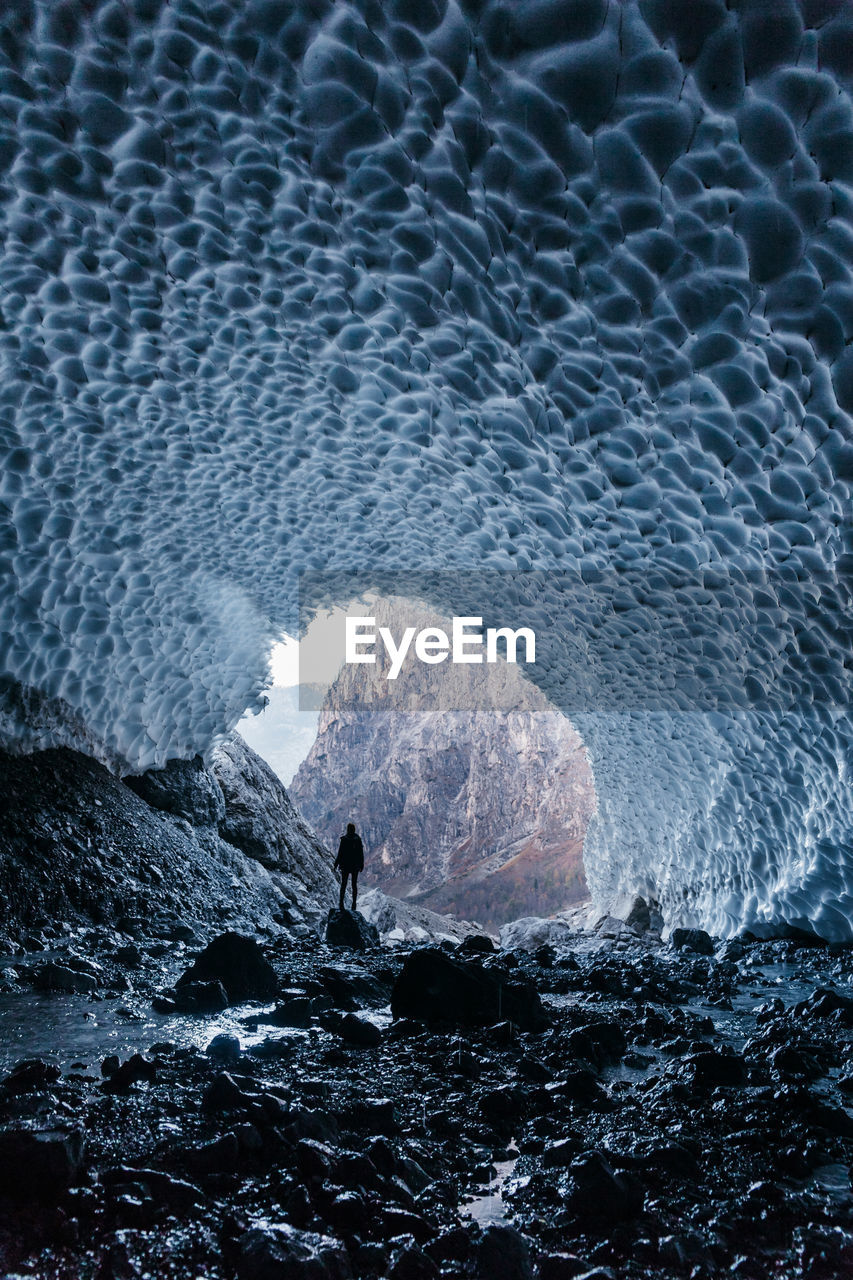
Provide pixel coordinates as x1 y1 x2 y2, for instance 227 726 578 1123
335 832 364 873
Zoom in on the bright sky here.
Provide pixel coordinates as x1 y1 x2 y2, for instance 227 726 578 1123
268 601 365 688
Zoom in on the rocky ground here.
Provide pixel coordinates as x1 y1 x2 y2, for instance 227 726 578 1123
0 909 851 1280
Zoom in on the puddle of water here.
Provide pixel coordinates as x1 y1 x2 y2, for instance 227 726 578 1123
0 992 311 1074
461 1148 520 1226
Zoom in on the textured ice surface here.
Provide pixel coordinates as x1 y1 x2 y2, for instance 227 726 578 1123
1 1 853 936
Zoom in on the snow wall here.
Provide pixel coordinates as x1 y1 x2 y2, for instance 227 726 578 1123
2 0 853 936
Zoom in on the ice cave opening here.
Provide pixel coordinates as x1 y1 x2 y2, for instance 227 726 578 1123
241 596 597 934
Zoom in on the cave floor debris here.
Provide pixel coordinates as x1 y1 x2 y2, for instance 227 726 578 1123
0 922 851 1279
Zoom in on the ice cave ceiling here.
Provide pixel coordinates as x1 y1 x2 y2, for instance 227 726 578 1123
1 0 853 936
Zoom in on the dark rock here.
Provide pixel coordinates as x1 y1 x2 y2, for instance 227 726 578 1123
206 1033 242 1063
458 934 496 954
171 979 229 1013
100 1054 156 1093
352 1242 390 1274
578 1020 627 1062
203 1071 252 1112
101 1165 204 1212
1 1057 61 1094
124 755 226 827
349 1097 397 1133
31 961 98 994
623 895 652 931
542 1138 583 1169
237 1223 352 1279
176 932 278 1003
320 964 390 1008
185 1131 240 1176
474 1225 533 1280
537 1256 589 1279
794 986 853 1026
567 1151 644 1221
325 909 380 951
382 1207 434 1243
339 1012 383 1047
427 1227 473 1265
670 928 715 955
388 1240 440 1279
391 948 548 1031
101 1054 120 1077
0 1127 84 1198
685 1049 746 1088
247 993 313 1027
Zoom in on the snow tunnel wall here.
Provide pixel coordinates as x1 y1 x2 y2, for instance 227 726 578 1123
1 0 853 936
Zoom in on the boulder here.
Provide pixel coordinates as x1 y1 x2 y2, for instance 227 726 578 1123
237 1223 352 1280
566 1151 643 1221
1 1058 61 1094
30 961 98 994
338 1012 383 1047
474 1225 533 1280
391 948 548 1031
0 1127 84 1198
670 928 715 955
325 909 380 951
176 932 279 1003
171 979 229 1013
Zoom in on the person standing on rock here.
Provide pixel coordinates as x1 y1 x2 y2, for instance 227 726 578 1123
334 822 364 911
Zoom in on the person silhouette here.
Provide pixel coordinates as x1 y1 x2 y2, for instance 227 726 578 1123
334 822 364 911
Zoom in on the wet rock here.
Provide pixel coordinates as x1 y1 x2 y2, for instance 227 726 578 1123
458 934 496 954
427 1227 473 1266
794 987 853 1026
685 1049 746 1088
101 1053 156 1092
391 948 548 1031
320 964 390 1008
31 961 98 994
325 909 380 951
176 932 279 1003
338 1012 383 1047
237 1223 352 1279
185 1130 240 1176
474 1224 533 1280
348 1097 397 1133
207 1032 242 1063
670 928 715 956
0 1127 84 1198
1 1057 61 1094
124 755 226 827
246 992 314 1027
101 1165 204 1212
566 1151 644 1221
352 1242 390 1274
388 1239 440 1279
170 979 229 1013
537 1255 589 1279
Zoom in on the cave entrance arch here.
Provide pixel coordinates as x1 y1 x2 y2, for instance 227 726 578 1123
246 588 598 934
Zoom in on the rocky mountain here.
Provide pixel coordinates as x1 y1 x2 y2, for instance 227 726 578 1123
0 733 337 942
291 599 595 932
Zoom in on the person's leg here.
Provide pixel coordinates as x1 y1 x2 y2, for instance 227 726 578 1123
351 870 358 910
339 870 347 911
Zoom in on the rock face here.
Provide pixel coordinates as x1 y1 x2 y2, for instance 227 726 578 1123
0 734 336 940
292 601 595 932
